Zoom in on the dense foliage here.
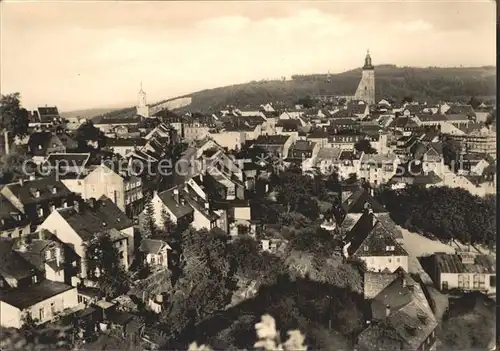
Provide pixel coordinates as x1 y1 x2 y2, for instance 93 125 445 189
438 293 496 350
376 185 496 245
84 233 131 298
0 93 30 139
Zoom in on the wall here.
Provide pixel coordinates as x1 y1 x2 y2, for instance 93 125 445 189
0 300 22 328
26 287 78 325
210 131 246 151
361 255 408 273
234 206 251 221
439 272 495 294
191 208 213 231
0 224 31 239
84 166 125 212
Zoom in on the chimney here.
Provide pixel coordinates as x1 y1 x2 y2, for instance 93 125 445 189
386 305 391 317
156 294 163 303
88 198 96 209
204 202 210 210
173 189 179 204
17 237 29 252
180 198 185 206
402 277 407 288
29 175 36 181
74 201 80 213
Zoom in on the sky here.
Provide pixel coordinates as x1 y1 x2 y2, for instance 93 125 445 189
1 0 496 111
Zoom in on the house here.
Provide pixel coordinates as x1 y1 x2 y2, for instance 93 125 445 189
388 168 443 190
93 115 141 134
275 119 302 138
346 100 370 119
146 188 194 229
253 135 294 159
13 230 66 283
329 118 361 133
0 238 78 328
411 142 444 176
0 194 30 239
429 252 495 295
358 153 400 186
74 163 144 217
28 106 62 129
445 124 496 158
139 239 171 270
0 177 79 229
357 268 438 351
314 147 342 175
27 131 67 164
307 128 330 148
343 209 408 273
40 197 134 283
0 279 78 328
105 138 148 158
285 140 319 164
327 133 366 151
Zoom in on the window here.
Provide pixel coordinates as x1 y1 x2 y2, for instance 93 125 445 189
397 257 401 263
388 258 392 263
50 302 56 316
46 250 52 260
38 307 45 321
32 275 38 284
442 281 448 290
38 208 43 217
490 275 496 287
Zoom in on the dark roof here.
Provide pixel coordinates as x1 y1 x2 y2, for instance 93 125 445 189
307 128 329 139
58 197 133 242
347 102 368 115
38 107 59 117
45 153 90 167
139 239 170 255
346 212 408 257
445 104 476 117
106 138 147 147
0 279 74 309
57 133 78 150
28 131 60 156
0 238 38 283
434 253 495 274
342 188 387 214
0 193 24 222
2 178 73 206
364 271 399 299
276 119 301 131
289 140 315 152
157 189 194 219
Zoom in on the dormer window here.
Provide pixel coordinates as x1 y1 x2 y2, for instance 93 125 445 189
38 145 43 150
52 187 57 194
35 190 41 198
38 207 44 217
386 245 395 251
363 245 369 251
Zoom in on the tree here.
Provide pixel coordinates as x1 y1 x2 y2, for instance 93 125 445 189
354 139 377 154
142 192 156 239
0 145 32 184
0 93 30 141
84 232 130 299
74 120 106 149
467 96 481 109
402 96 413 103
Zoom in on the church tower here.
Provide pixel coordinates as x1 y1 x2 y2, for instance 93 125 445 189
136 83 150 117
354 50 375 105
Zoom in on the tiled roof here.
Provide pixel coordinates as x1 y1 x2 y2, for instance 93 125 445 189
276 119 301 131
289 140 315 152
308 129 330 139
342 188 387 214
58 197 133 242
375 213 403 239
364 271 398 300
434 253 495 274
346 212 408 257
445 114 470 122
2 178 73 206
0 279 74 309
158 189 194 219
316 147 342 161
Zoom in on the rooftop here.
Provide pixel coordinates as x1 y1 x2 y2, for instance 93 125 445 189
435 253 495 274
2 178 73 206
0 279 74 310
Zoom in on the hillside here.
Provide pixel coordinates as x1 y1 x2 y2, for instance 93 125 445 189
83 65 495 119
173 65 495 113
60 107 122 120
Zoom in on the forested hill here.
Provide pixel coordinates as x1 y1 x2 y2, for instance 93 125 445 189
171 64 495 113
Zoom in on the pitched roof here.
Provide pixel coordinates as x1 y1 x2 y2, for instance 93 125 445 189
434 253 495 274
157 189 194 219
0 238 38 283
106 138 147 147
28 131 61 156
254 135 290 145
346 212 408 257
139 239 171 254
57 197 132 242
316 147 342 161
2 178 73 206
364 271 399 300
342 188 387 214
0 280 74 310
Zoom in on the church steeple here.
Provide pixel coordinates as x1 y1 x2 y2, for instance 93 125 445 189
363 49 374 70
137 82 146 108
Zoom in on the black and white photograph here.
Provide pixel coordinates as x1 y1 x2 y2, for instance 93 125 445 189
0 1 496 350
